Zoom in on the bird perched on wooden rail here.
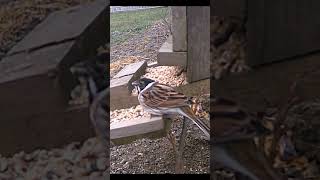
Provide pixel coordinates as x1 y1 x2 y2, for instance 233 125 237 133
132 77 210 173
131 77 210 139
211 97 287 180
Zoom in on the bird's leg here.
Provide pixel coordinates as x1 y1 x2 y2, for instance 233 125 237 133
175 117 188 174
167 129 177 155
164 114 178 155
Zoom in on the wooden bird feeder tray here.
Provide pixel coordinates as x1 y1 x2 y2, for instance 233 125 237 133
110 58 210 145
110 60 172 145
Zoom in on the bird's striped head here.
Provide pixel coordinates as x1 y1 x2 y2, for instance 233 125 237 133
132 78 155 94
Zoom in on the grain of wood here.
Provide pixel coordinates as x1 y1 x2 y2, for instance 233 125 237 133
187 6 210 82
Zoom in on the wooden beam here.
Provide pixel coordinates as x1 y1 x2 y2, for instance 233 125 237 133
214 52 320 112
171 6 187 52
157 36 187 67
212 0 247 19
187 6 210 82
0 0 108 119
8 0 107 67
110 75 139 110
248 0 320 66
0 104 95 157
0 0 107 156
111 115 172 145
111 115 163 139
110 61 147 110
175 78 210 97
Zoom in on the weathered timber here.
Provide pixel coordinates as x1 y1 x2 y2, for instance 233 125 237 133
187 6 210 82
0 0 108 156
212 0 247 18
113 61 147 79
157 36 187 67
110 61 147 110
175 78 210 97
111 115 172 145
214 52 320 112
0 105 95 157
0 43 74 120
8 0 107 65
171 6 187 52
248 0 320 66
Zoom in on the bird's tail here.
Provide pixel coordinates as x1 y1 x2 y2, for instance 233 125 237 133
178 106 210 139
214 140 286 180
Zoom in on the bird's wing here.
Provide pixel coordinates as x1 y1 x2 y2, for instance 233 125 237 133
141 83 189 108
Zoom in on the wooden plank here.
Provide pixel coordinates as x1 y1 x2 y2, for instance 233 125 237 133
248 0 320 66
110 75 139 110
113 61 147 79
171 6 187 52
214 52 320 112
0 42 74 84
8 0 107 57
0 0 108 156
111 115 163 139
0 43 75 121
111 115 172 145
147 61 158 68
247 0 265 66
175 78 210 97
0 0 108 117
0 105 95 157
187 6 210 82
5 0 108 77
157 36 187 67
110 61 147 110
212 0 247 19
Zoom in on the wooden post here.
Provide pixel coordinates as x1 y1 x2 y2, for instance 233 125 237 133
171 6 187 52
187 6 210 82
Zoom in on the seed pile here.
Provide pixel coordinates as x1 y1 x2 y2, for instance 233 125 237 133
0 138 108 179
